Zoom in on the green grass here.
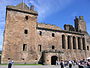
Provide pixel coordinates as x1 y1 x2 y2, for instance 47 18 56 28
0 64 42 65
0 64 7 65
14 64 42 65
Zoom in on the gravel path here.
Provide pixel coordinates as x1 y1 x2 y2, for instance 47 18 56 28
0 65 79 68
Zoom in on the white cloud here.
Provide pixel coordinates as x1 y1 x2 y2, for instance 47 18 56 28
0 0 73 50
27 0 73 21
0 0 19 50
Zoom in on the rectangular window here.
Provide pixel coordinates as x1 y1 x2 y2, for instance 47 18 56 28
78 37 81 50
52 46 55 49
38 45 42 52
39 31 42 36
82 38 86 50
62 35 66 49
25 16 28 20
24 29 28 34
23 44 27 51
52 33 55 37
67 36 71 49
87 46 89 50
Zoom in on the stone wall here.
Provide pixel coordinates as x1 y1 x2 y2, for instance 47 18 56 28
1 4 38 64
1 3 90 65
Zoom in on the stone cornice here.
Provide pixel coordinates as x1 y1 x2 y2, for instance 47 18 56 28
6 6 38 16
36 27 85 35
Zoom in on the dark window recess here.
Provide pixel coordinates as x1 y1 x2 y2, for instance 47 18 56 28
62 35 66 49
24 30 28 34
25 16 28 20
39 31 42 36
87 46 89 50
73 37 76 49
52 33 55 37
52 46 55 49
67 36 71 49
23 44 27 51
38 45 42 52
82 38 85 50
78 37 81 50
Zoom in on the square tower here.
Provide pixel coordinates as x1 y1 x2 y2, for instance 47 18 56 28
74 16 87 33
1 3 38 64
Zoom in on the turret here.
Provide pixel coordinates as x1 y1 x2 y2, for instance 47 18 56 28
74 16 87 33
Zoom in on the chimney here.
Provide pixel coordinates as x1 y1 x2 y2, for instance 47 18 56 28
30 5 34 10
79 16 84 20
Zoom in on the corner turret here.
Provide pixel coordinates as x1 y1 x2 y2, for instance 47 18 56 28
74 16 87 33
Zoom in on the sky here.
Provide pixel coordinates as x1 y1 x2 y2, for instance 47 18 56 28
0 0 90 50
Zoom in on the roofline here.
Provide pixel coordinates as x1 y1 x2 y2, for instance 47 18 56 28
6 6 38 16
36 27 84 35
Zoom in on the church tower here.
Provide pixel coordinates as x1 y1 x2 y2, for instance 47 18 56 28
74 16 87 33
1 3 38 64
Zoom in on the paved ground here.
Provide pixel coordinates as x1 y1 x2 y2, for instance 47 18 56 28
0 65 79 68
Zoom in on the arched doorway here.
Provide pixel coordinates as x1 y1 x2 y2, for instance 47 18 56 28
51 56 58 65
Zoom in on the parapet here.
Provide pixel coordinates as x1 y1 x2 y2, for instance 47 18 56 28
79 16 84 20
37 23 62 30
64 24 75 31
74 16 84 21
6 3 38 16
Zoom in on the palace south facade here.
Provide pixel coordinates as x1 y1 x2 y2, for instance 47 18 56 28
1 3 90 65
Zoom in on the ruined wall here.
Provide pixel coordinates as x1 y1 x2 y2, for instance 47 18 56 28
1 3 90 65
36 27 88 62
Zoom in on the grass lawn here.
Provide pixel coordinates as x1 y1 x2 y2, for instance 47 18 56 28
0 64 42 65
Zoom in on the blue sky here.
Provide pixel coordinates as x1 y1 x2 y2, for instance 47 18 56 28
0 0 90 50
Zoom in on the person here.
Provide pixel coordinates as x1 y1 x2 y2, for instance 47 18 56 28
60 60 64 68
69 60 72 68
87 59 90 68
56 60 59 65
8 58 14 68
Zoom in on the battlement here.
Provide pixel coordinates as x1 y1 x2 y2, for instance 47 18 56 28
6 3 38 15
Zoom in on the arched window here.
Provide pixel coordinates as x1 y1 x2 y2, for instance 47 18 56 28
82 38 85 50
62 35 66 49
67 36 71 49
78 37 81 50
73 36 76 49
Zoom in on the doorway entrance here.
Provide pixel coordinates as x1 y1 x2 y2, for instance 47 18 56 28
51 56 58 65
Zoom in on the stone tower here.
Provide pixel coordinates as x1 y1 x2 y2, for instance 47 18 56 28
74 16 87 33
1 3 38 64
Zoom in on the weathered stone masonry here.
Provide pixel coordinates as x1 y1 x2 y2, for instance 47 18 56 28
1 3 90 65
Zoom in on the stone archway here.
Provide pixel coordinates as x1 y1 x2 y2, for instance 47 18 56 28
51 56 58 65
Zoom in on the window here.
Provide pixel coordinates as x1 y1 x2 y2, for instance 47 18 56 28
78 37 81 50
52 33 55 37
52 46 55 49
25 16 28 20
87 46 89 50
38 45 42 52
39 31 42 36
67 36 71 49
23 44 27 51
24 29 28 34
62 35 66 49
73 37 76 49
82 38 86 50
